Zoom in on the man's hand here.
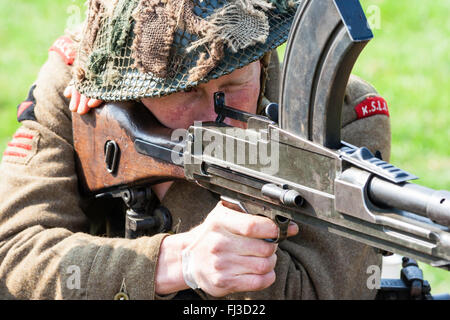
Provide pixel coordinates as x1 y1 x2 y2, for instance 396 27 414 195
64 85 103 114
155 201 299 297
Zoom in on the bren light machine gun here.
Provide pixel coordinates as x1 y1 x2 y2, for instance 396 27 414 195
72 0 450 299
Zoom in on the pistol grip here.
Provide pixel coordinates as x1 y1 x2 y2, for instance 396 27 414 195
220 196 290 243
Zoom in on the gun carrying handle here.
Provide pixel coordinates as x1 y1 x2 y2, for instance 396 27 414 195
220 196 290 243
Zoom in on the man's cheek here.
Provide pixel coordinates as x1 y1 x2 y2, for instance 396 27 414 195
225 89 259 114
160 106 193 127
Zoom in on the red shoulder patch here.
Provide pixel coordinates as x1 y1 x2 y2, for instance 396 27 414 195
2 129 39 165
355 96 389 119
49 36 76 65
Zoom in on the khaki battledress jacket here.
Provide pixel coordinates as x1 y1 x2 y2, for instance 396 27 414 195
0 41 391 300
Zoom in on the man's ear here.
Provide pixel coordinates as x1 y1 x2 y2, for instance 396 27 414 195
263 50 281 104
257 50 281 116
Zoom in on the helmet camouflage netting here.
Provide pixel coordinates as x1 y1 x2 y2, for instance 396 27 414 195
75 0 299 101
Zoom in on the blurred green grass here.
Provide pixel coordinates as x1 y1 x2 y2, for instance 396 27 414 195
0 0 86 150
356 0 449 295
278 0 450 294
0 0 449 295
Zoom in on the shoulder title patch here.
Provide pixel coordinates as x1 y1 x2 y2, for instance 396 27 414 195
49 36 76 66
355 96 389 119
17 85 37 122
2 128 40 165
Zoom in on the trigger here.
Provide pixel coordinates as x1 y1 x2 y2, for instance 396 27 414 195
220 196 290 243
273 216 290 243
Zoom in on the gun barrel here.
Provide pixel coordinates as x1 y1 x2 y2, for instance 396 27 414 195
368 177 450 227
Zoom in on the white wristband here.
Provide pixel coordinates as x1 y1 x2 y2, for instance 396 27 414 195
181 248 200 290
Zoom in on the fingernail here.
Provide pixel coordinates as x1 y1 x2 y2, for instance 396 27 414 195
77 106 85 114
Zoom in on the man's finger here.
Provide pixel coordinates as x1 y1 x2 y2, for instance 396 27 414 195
287 221 299 237
229 271 276 294
216 202 299 240
215 202 279 240
214 233 277 257
78 95 89 114
87 99 103 108
63 86 73 99
235 254 277 275
69 90 81 112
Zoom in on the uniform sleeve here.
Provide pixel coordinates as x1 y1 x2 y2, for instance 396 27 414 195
0 50 169 300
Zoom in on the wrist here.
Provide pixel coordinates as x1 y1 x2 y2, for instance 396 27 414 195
154 233 190 295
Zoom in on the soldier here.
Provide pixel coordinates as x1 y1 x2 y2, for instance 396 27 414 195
0 0 391 299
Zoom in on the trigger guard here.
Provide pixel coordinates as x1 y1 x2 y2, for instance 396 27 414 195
266 216 290 243
220 196 290 243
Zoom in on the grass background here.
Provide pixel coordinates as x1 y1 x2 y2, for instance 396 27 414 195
0 0 448 295
354 0 449 295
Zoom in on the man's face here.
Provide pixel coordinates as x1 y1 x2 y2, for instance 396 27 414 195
141 61 261 129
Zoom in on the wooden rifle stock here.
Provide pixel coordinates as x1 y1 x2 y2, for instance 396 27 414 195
72 102 185 196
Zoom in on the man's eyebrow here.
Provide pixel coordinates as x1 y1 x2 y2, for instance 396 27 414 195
220 76 253 87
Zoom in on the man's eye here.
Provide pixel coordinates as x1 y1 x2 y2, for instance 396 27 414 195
183 87 197 93
223 83 247 92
